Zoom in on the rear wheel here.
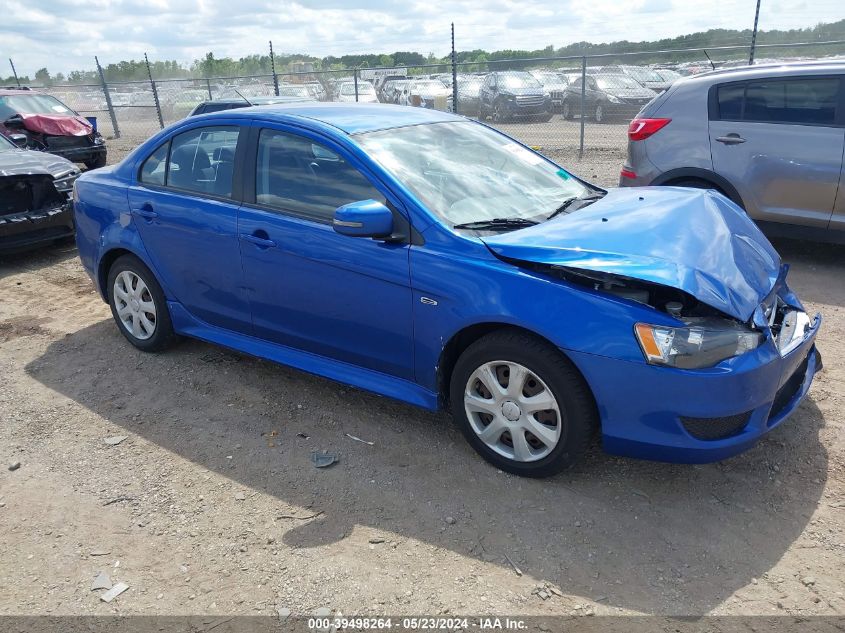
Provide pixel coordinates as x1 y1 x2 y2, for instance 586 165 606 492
594 104 604 123
449 330 597 477
107 254 178 352
561 101 572 120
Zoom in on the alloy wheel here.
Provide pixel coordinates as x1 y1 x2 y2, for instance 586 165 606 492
595 104 604 123
464 360 562 462
113 270 157 340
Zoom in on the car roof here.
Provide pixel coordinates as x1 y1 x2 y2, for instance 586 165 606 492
684 60 845 84
197 102 463 134
0 88 43 96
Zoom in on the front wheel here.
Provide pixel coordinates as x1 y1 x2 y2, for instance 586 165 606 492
107 254 178 352
594 103 604 123
561 101 572 119
85 152 107 170
449 330 597 477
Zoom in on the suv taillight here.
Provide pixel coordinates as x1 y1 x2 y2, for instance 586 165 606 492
628 118 671 141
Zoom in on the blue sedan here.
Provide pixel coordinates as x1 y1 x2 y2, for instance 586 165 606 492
73 103 821 477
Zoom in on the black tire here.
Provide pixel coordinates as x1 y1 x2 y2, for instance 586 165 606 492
492 100 507 123
594 103 605 123
85 152 107 170
107 254 178 352
538 112 553 123
449 329 597 478
561 101 572 120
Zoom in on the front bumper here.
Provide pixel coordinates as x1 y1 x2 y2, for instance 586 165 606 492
49 144 106 163
0 202 75 253
566 293 821 463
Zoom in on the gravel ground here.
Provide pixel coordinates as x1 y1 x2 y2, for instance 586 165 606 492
0 121 842 619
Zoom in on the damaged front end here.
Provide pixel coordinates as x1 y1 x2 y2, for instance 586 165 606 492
0 173 75 252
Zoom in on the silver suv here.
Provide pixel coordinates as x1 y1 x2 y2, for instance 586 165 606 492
619 62 845 241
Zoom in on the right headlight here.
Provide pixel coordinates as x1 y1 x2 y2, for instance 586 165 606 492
634 318 764 369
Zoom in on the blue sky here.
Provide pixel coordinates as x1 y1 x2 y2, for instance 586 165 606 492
4 0 843 75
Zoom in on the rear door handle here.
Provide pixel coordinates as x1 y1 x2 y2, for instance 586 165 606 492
240 232 277 248
716 134 746 145
134 203 158 220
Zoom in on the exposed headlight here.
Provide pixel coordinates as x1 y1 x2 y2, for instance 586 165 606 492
634 318 764 369
94 135 106 145
607 95 622 103
53 170 80 194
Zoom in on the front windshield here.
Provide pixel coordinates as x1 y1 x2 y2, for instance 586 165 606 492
500 74 542 89
534 73 566 85
625 67 663 82
356 121 589 227
0 94 74 116
280 86 310 97
596 75 643 90
340 83 375 95
413 81 447 92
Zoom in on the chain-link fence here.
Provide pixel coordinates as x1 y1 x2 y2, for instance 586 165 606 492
16 39 845 183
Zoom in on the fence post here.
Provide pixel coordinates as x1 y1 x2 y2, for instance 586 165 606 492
205 78 213 100
9 58 20 87
95 56 121 139
451 22 458 114
269 40 279 96
145 53 164 129
354 68 359 102
578 55 587 159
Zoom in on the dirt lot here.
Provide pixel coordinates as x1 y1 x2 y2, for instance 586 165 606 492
0 128 843 619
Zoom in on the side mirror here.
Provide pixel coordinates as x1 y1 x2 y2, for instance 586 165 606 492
9 133 27 148
4 115 25 130
333 199 394 238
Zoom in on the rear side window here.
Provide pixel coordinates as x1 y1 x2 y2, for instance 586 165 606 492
716 78 840 125
167 126 240 198
139 142 169 186
254 129 385 221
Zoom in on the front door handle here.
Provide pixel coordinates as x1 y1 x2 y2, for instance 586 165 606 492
240 231 277 248
135 203 158 219
716 133 746 145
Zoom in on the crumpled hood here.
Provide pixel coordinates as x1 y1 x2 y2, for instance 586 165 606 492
0 147 77 177
20 113 93 137
482 187 781 321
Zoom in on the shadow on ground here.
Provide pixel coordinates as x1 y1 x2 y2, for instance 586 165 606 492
26 315 828 614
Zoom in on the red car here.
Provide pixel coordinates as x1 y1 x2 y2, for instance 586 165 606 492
0 88 107 169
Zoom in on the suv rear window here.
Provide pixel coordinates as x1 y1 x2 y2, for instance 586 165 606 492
716 77 840 125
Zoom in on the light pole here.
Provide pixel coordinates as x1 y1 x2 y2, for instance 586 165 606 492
749 0 762 65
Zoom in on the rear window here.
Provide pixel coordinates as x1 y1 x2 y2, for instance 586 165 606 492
716 77 840 125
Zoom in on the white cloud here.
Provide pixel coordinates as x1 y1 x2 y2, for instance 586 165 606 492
5 0 842 76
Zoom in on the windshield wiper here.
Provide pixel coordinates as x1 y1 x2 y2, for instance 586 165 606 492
546 191 606 221
452 217 539 231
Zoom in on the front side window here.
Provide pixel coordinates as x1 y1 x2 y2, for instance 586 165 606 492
166 126 239 197
717 78 839 125
255 129 385 221
357 121 589 227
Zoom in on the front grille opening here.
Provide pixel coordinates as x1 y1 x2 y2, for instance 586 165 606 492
768 353 810 425
681 411 753 441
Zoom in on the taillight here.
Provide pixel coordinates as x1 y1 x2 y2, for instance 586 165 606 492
620 168 637 179
628 117 671 141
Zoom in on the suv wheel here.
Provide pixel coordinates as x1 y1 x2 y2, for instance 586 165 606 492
107 254 178 352
562 101 572 119
594 104 604 123
449 330 597 477
492 101 507 123
85 153 107 170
